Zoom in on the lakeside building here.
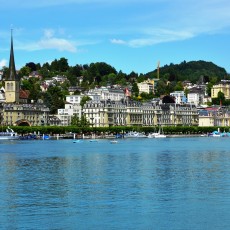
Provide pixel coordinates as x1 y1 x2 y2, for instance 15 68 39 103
0 33 50 126
2 103 50 126
54 94 83 126
56 102 82 126
82 100 198 127
199 107 230 127
211 80 230 99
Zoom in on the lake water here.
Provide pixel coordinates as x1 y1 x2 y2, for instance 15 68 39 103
0 137 230 230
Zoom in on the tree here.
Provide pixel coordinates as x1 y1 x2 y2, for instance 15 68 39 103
71 114 90 127
38 66 50 78
174 81 183 91
107 73 117 85
18 66 31 78
155 80 167 96
42 62 51 70
162 95 175 103
21 77 42 102
50 59 58 72
2 66 9 79
127 71 138 82
206 82 213 96
71 114 80 126
67 64 83 86
26 62 37 71
132 82 139 97
58 57 69 72
43 86 65 114
218 91 225 105
80 96 92 108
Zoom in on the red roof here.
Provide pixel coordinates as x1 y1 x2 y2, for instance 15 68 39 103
205 107 219 111
20 89 30 99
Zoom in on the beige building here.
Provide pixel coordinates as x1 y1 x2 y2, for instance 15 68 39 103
211 80 230 99
155 103 198 126
199 108 230 127
137 82 154 94
83 100 199 127
2 103 50 126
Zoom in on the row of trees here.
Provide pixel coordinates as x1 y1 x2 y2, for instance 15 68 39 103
9 125 225 136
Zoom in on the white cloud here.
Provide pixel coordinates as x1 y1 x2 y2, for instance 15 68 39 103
110 39 126 45
111 29 195 48
0 59 7 68
108 0 230 48
38 37 76 52
16 29 77 52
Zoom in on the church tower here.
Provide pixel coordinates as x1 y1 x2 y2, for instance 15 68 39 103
5 30 20 103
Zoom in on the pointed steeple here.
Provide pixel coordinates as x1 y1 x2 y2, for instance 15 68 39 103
7 29 19 81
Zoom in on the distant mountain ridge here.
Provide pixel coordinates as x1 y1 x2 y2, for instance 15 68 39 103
145 60 228 83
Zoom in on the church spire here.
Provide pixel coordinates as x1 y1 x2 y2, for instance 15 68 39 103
8 29 18 81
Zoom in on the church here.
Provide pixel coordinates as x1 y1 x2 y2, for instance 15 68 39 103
0 32 50 126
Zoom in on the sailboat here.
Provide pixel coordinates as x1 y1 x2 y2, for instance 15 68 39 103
154 127 166 138
147 127 159 138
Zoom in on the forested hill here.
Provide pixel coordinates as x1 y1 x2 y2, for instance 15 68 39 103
145 61 228 83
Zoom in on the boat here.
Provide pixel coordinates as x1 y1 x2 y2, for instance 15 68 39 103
110 140 118 144
89 139 98 142
19 134 38 140
208 130 230 137
0 127 19 140
208 131 221 137
115 133 124 138
125 131 146 138
73 140 82 143
154 127 167 138
147 132 160 138
154 133 167 138
42 134 50 140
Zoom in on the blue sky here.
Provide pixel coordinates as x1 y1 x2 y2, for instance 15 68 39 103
0 0 230 74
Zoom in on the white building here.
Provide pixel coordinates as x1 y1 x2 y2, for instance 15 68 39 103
55 94 83 126
56 103 82 126
137 82 154 94
66 95 83 104
52 75 68 83
170 91 186 104
187 93 201 106
86 87 125 101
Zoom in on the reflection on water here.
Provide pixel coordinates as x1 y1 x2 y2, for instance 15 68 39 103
1 138 230 229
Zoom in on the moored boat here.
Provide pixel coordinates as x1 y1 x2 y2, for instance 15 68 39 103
154 134 167 138
125 131 146 138
154 127 167 138
148 132 160 138
0 127 19 140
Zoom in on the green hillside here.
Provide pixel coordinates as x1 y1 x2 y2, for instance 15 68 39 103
145 60 228 83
